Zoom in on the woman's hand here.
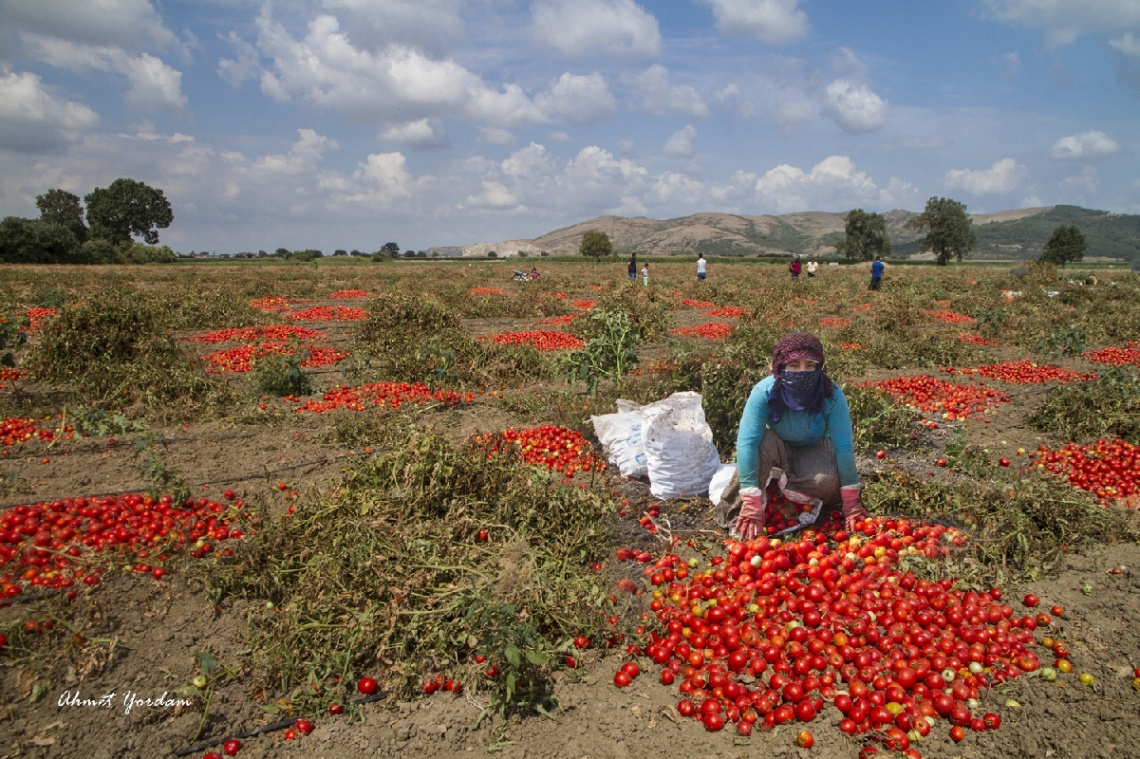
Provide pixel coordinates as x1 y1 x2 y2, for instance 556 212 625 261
736 492 765 540
840 486 869 532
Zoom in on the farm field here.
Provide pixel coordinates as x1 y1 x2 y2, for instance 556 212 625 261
0 258 1138 759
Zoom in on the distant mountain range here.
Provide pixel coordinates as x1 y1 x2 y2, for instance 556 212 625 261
465 205 1140 268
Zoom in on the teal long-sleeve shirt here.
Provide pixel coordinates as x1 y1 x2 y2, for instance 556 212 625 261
735 375 859 490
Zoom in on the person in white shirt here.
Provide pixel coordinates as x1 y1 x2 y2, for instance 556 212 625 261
806 259 819 278
697 254 707 282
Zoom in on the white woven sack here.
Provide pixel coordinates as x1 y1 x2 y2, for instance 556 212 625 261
641 391 722 499
590 399 647 478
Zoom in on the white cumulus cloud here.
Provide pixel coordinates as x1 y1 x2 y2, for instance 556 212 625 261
981 0 1140 48
464 180 517 209
251 10 545 129
628 65 709 117
753 155 884 212
319 0 464 53
1049 130 1121 159
1110 32 1140 58
1 0 177 53
531 0 661 57
944 158 1027 194
381 119 449 149
823 79 888 133
698 0 810 44
534 72 617 125
0 70 99 152
663 125 697 159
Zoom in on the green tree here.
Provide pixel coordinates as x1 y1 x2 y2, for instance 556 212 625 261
0 217 82 263
35 189 87 242
1041 224 1086 268
835 209 891 261
84 179 173 246
578 230 613 263
381 242 400 258
905 197 976 265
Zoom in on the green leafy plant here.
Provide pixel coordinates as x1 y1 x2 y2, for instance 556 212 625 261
1036 325 1087 360
467 595 557 718
68 406 148 438
134 431 189 504
0 311 28 367
252 344 313 397
971 306 1005 340
558 309 640 395
1028 366 1140 442
416 345 458 391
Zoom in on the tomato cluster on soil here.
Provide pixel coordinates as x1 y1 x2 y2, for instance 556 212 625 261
0 416 72 446
627 517 1049 753
478 330 585 351
865 376 1009 421
670 323 734 340
0 493 248 597
681 299 716 308
1032 439 1140 505
24 307 57 331
471 425 606 475
955 333 996 347
820 318 851 329
201 343 349 373
249 296 307 312
293 382 473 413
925 311 976 324
327 289 370 299
285 306 367 322
185 326 326 344
944 361 1095 385
705 306 748 318
1083 342 1140 367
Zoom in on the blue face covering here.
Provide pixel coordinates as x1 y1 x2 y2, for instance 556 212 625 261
768 367 826 423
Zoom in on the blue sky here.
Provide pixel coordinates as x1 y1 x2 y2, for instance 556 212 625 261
1 0 1138 255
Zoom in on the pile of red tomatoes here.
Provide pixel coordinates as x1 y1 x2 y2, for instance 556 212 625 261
24 307 57 331
867 376 1009 421
820 318 851 329
1084 342 1140 367
294 382 472 414
572 300 596 310
327 289 370 299
536 314 579 326
249 296 305 312
0 492 248 597
471 425 605 476
185 326 326 344
285 306 367 322
956 334 996 347
925 311 975 324
681 299 716 309
200 343 349 373
1032 439 1139 506
479 330 585 351
0 416 72 446
705 306 748 319
670 323 734 340
626 518 1046 753
945 361 1094 385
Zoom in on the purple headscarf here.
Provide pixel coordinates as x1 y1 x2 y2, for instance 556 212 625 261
767 332 834 423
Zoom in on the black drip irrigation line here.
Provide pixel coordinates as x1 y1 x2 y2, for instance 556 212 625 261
171 690 389 757
1 433 263 463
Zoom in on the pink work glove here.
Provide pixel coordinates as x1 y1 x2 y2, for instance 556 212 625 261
841 486 869 533
735 491 765 541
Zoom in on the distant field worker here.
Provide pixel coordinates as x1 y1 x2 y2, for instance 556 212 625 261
697 253 707 282
806 259 819 278
641 263 649 286
717 332 868 539
788 256 802 278
869 255 885 291
628 252 637 280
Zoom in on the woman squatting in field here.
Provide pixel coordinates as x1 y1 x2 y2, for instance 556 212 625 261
717 332 868 539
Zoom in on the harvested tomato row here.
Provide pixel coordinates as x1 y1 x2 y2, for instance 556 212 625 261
944 360 1094 385
866 376 1009 421
285 306 367 322
572 300 596 310
471 425 606 476
1083 342 1140 367
327 289 370 299
820 317 851 329
24 307 57 331
842 343 864 351
956 334 996 347
185 326 326 344
925 311 976 324
0 416 72 446
469 287 509 296
0 492 248 597
478 330 584 351
294 382 472 413
1032 439 1140 505
671 323 734 340
201 343 349 373
250 296 307 312
705 306 748 319
681 299 716 308
536 314 579 326
629 518 1048 751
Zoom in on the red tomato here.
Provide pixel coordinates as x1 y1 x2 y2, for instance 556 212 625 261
1023 594 1039 608
223 739 242 756
357 677 379 694
797 730 814 748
